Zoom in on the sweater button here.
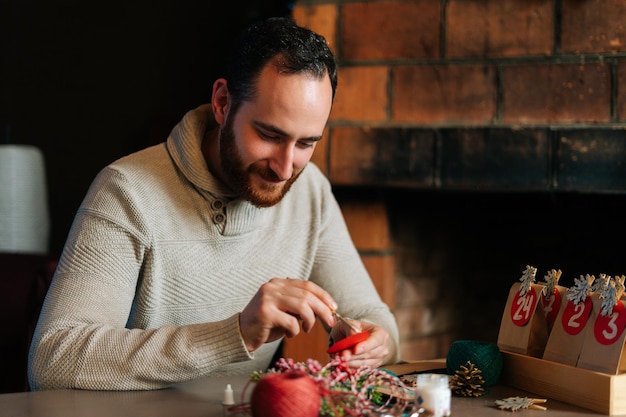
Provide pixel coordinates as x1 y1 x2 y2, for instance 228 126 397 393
212 200 224 210
213 213 225 224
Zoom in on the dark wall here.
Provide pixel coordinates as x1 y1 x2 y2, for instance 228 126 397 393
2 1 291 255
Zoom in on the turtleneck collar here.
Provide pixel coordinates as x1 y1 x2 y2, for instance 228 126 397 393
166 104 239 200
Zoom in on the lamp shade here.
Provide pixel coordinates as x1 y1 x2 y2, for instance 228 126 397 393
0 145 50 253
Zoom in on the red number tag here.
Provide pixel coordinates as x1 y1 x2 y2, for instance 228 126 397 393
594 302 626 345
510 287 537 326
561 297 592 336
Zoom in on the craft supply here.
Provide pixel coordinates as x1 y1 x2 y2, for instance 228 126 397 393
446 340 502 386
327 331 370 354
449 360 486 397
328 309 370 354
251 356 415 417
250 371 320 417
495 396 547 411
222 384 234 405
332 310 361 333
414 374 451 417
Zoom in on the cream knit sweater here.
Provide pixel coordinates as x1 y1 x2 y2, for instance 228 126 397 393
28 105 399 391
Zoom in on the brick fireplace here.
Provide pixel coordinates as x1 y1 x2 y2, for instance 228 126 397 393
282 0 626 363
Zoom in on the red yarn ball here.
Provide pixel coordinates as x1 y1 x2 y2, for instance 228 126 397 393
251 371 321 417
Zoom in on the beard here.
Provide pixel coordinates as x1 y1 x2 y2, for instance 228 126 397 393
219 115 303 208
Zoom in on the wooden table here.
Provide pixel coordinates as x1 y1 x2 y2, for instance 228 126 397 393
0 373 611 417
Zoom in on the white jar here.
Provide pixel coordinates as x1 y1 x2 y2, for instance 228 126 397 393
414 373 451 417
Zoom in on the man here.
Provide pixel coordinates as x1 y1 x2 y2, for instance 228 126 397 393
28 16 399 391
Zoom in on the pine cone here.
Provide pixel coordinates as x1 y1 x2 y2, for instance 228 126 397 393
449 360 486 397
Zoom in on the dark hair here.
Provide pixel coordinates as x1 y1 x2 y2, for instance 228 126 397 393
224 16 337 112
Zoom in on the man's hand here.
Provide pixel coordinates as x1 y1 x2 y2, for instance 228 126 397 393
238 277 338 353
328 321 391 368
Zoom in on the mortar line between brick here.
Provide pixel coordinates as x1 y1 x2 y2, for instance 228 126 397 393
554 0 562 54
611 62 618 122
440 0 447 58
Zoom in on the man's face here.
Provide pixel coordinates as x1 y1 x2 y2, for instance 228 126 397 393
217 66 333 208
219 113 298 207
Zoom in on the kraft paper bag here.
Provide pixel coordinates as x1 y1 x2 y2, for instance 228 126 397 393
538 269 567 334
577 290 626 374
497 281 548 358
541 287 593 366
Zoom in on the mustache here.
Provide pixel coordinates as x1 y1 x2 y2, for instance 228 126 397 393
252 165 283 182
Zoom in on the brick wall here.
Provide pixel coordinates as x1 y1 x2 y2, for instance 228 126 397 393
285 0 626 362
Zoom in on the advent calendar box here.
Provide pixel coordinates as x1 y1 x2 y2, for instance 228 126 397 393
497 267 626 415
501 351 626 415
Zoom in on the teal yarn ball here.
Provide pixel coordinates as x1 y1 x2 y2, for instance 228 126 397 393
446 340 503 386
